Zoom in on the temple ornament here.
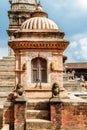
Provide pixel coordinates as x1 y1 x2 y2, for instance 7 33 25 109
7 84 25 101
22 63 27 71
52 83 60 98
50 62 55 71
16 84 24 96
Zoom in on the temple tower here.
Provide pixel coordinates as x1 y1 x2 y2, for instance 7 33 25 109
8 4 69 98
3 2 87 130
7 0 37 56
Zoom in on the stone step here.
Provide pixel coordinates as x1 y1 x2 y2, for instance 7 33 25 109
0 92 10 98
0 85 14 92
0 75 15 79
3 56 15 60
0 56 15 60
63 82 87 92
0 71 15 75
0 60 15 66
0 56 15 61
0 98 7 106
26 88 52 99
26 119 52 130
26 110 50 120
0 66 15 71
27 100 50 110
0 82 15 87
0 80 15 87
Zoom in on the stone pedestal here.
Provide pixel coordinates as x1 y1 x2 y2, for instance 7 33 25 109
3 101 14 129
0 106 3 129
14 97 26 130
50 97 87 130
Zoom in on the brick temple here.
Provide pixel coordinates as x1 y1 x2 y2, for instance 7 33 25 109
0 0 87 130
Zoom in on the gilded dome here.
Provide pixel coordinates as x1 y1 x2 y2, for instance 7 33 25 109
21 17 58 30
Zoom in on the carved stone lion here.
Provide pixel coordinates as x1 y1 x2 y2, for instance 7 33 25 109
7 84 25 101
52 83 60 98
16 84 24 96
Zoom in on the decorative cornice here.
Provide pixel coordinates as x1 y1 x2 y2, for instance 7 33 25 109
9 41 69 52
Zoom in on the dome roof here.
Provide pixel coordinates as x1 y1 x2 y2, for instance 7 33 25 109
21 17 58 30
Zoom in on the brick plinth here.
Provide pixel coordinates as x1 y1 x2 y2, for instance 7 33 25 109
3 101 14 129
50 97 87 130
0 107 3 129
14 98 26 130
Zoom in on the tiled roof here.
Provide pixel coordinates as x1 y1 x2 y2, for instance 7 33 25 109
64 62 87 69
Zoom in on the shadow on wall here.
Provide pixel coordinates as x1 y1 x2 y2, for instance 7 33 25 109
0 108 3 129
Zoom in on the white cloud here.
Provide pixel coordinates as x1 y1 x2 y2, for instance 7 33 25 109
76 0 87 11
79 37 87 59
70 41 78 49
0 47 8 59
65 36 87 62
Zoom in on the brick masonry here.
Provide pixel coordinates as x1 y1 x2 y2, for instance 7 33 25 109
14 99 26 130
3 102 14 129
0 108 3 129
50 98 87 130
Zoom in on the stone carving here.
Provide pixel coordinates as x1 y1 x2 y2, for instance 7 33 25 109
16 84 24 96
80 75 85 87
67 70 75 80
22 63 27 71
7 92 17 101
50 62 55 71
52 83 60 98
9 41 67 50
7 84 25 101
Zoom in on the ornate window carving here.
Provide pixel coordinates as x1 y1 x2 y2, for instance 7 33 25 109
13 16 19 23
21 16 26 23
31 57 47 83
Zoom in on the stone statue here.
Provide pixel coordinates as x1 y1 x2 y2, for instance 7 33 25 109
7 84 25 101
52 83 60 98
16 84 24 96
67 70 75 80
80 75 85 87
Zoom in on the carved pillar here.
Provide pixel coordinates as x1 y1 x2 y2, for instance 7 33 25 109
15 52 22 85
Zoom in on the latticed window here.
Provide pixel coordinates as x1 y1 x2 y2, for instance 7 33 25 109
31 58 47 83
21 16 26 23
13 16 19 23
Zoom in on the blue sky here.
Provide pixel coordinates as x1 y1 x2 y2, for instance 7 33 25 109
0 0 87 62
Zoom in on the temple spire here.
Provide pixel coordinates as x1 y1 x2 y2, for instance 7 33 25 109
36 0 44 11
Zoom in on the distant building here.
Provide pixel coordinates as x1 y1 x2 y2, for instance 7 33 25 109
65 62 87 80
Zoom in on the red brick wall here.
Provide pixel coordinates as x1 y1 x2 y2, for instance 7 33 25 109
50 101 87 130
3 102 14 129
14 100 26 130
3 100 26 130
0 108 3 129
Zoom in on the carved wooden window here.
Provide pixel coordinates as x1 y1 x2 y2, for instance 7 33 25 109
21 16 26 23
13 16 18 23
31 58 47 83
